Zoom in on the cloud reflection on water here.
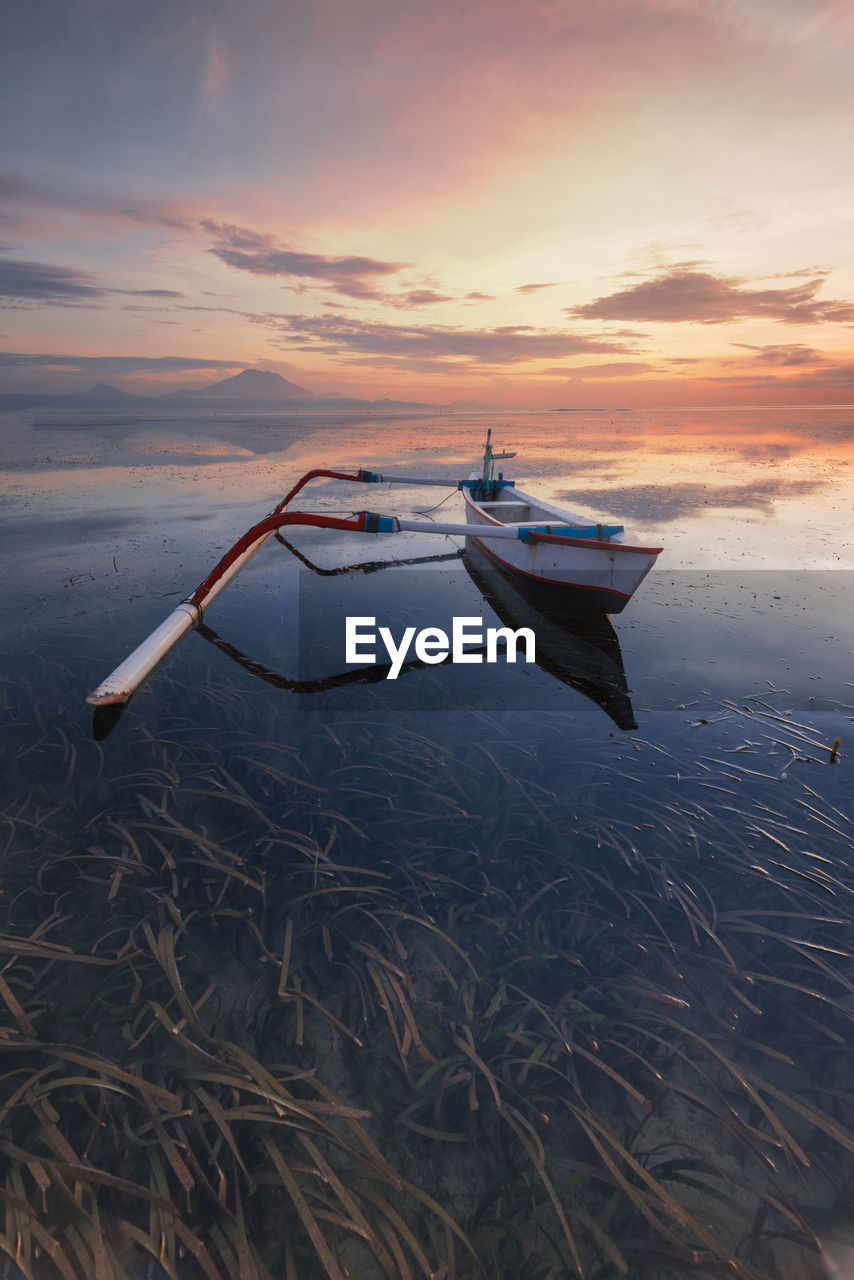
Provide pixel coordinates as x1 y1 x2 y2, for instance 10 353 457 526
2 407 853 590
562 478 827 522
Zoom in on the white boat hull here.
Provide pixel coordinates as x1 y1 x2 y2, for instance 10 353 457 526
463 485 660 614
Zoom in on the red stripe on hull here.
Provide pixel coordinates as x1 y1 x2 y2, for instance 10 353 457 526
472 536 633 614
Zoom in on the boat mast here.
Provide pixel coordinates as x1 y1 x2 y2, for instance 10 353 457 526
482 428 515 491
482 428 494 483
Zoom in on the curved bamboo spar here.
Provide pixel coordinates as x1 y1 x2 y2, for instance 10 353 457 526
85 511 367 707
84 502 484 707
272 467 456 510
86 463 469 707
273 468 369 512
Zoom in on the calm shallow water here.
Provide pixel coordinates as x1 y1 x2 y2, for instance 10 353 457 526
1 405 853 1279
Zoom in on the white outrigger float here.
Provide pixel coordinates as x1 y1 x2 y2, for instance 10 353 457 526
86 431 661 709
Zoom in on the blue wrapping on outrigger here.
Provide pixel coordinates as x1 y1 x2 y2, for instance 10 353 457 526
361 512 397 533
518 524 624 542
458 478 516 493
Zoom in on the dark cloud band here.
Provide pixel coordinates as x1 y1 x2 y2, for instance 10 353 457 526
205 222 405 299
569 269 854 326
0 256 104 301
264 313 631 365
0 352 245 374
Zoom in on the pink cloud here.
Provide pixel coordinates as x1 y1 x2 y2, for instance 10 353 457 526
204 221 406 299
262 312 631 366
543 361 660 379
731 342 827 366
570 270 854 325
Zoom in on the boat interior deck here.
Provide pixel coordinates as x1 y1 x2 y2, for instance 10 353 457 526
470 485 623 539
476 500 535 523
475 492 578 527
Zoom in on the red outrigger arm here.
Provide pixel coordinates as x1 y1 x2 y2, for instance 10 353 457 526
86 509 383 706
272 469 373 513
272 468 457 513
85 467 422 707
189 510 368 609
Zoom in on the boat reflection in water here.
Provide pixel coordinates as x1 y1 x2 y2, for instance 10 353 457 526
93 538 636 738
462 538 636 731
203 536 638 732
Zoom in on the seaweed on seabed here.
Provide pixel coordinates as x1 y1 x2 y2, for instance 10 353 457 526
0 732 411 1277
1 680 854 1277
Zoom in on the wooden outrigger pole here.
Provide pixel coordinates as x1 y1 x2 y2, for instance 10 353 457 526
85 467 499 708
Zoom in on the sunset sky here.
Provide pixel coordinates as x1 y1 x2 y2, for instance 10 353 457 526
2 0 854 406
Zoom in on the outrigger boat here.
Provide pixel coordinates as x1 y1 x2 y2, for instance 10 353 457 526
86 431 661 709
462 431 661 613
182 538 637 733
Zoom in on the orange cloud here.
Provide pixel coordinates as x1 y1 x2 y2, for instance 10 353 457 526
570 270 854 325
261 313 632 366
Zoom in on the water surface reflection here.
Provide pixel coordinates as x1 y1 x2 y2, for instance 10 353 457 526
1 405 852 1279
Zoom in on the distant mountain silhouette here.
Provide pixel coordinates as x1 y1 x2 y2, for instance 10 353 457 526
169 369 314 400
70 382 140 402
0 367 501 412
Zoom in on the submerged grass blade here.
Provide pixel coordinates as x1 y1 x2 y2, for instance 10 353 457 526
261 1137 347 1280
